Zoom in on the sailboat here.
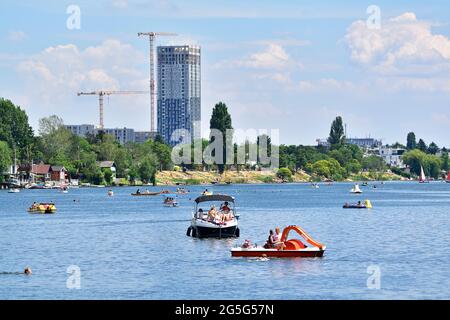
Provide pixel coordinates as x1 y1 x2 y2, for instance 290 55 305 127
446 171 450 183
350 184 362 194
419 165 429 183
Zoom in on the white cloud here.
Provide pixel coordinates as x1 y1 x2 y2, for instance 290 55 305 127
112 0 128 8
7 31 26 42
17 39 146 104
345 12 450 74
230 43 302 70
297 78 356 92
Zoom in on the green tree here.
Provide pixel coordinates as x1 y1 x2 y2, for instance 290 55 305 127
427 142 439 155
139 155 158 184
276 167 292 181
406 132 416 150
0 141 12 182
417 139 427 153
103 168 113 185
0 98 34 160
209 102 233 174
441 152 449 171
361 155 386 171
327 116 346 149
402 149 427 176
425 155 441 179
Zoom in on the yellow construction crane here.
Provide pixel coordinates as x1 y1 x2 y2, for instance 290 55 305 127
77 90 147 130
138 31 177 133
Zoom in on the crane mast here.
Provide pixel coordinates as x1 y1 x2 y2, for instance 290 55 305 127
77 90 147 130
138 32 177 133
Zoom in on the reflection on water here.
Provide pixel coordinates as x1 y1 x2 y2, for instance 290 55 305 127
0 182 449 299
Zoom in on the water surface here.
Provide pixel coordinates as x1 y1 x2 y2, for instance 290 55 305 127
0 182 449 299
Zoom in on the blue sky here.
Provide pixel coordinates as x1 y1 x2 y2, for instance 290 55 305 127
1 0 450 146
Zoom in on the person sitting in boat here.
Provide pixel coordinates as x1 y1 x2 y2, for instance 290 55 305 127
136 189 141 195
207 206 218 221
273 227 286 250
30 202 38 210
221 202 231 213
197 208 204 219
202 189 209 195
357 201 363 208
264 230 276 249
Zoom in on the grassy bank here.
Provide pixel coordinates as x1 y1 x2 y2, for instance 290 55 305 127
154 170 404 186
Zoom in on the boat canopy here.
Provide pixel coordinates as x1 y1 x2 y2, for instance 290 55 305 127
194 194 235 204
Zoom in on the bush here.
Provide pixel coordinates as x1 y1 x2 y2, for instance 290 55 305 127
277 167 293 181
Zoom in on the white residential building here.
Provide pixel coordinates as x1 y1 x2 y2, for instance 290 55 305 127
375 146 406 168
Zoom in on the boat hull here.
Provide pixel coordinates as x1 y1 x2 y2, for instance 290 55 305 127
192 225 238 238
231 248 325 258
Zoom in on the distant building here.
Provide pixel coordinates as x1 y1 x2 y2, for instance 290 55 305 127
367 146 406 168
346 138 382 149
316 139 330 148
96 161 117 180
66 124 96 137
134 131 156 144
157 45 201 146
102 127 135 145
65 125 154 145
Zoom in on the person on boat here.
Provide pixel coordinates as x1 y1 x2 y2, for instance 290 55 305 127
136 189 141 195
197 208 204 219
273 228 285 250
343 202 350 208
357 201 363 208
207 206 217 221
264 230 276 249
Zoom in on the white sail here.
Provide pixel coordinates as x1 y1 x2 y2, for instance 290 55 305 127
419 166 426 182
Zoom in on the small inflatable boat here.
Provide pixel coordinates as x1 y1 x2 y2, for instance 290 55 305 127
343 200 372 209
28 203 57 214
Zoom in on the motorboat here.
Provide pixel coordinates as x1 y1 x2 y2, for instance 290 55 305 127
201 190 213 196
163 194 179 207
350 184 362 194
28 203 56 214
343 199 372 209
8 188 20 193
176 187 189 194
187 194 239 238
231 225 325 258
131 189 169 196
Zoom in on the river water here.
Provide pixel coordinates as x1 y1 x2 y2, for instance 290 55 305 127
0 182 449 299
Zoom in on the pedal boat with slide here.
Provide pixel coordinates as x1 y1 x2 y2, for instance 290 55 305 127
231 225 325 258
187 194 239 238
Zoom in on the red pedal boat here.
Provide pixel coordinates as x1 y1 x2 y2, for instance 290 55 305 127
231 225 326 258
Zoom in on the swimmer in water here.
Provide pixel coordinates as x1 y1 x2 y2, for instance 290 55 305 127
24 267 32 275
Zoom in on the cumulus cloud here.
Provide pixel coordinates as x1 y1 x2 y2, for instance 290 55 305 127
17 40 146 104
345 12 450 74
